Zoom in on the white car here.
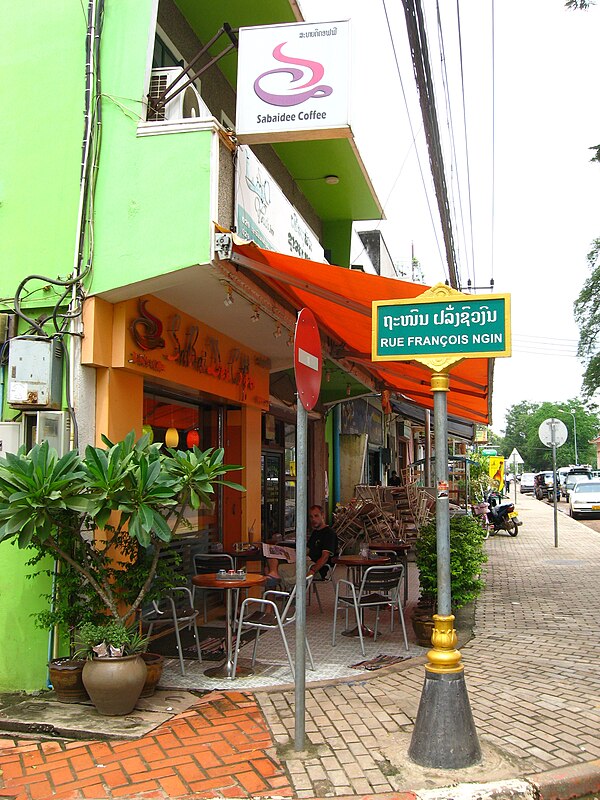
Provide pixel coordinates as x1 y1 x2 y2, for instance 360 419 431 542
564 472 592 502
519 472 536 494
569 480 600 519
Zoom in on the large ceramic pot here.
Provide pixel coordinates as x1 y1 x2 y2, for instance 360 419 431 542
139 652 165 698
82 655 147 716
411 614 435 647
48 658 89 703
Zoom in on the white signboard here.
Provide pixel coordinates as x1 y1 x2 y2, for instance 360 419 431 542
236 20 351 143
235 146 325 262
508 448 524 465
539 418 568 448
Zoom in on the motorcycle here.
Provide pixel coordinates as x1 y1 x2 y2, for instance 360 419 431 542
472 493 521 537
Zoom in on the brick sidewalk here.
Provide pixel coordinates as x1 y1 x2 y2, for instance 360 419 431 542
0 692 292 799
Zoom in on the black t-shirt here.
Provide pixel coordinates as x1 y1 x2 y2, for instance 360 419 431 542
308 525 337 578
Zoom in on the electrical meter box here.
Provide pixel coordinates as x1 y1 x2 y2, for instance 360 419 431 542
7 337 63 409
24 411 72 456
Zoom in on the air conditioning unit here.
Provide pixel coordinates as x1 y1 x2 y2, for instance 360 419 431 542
147 67 206 121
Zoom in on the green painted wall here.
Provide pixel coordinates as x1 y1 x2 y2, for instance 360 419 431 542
91 0 213 293
322 220 353 268
0 3 84 308
0 547 55 692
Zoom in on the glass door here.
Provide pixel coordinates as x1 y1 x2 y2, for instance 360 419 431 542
261 452 283 540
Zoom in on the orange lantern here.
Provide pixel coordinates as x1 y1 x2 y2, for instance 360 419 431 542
165 427 179 448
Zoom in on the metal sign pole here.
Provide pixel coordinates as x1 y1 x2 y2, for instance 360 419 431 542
408 372 481 768
552 441 558 548
294 396 307 751
513 457 517 505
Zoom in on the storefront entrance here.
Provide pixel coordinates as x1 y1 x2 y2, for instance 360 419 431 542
260 415 297 541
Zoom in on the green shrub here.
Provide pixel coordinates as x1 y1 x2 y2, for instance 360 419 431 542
415 514 487 610
75 621 148 659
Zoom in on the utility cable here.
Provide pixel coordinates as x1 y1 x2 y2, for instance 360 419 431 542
456 0 477 287
382 0 448 282
491 0 496 283
435 1 472 286
401 0 460 288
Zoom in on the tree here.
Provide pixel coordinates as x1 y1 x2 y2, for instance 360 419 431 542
574 239 600 397
565 1 594 9
0 433 245 629
499 399 599 470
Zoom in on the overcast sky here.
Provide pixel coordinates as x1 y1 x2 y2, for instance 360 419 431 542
298 0 600 432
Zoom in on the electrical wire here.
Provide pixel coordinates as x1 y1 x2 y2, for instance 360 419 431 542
382 0 448 282
455 0 477 287
434 1 472 286
401 0 460 287
490 0 496 284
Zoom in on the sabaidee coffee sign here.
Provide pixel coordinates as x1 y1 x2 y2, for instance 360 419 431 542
372 286 511 365
236 20 350 144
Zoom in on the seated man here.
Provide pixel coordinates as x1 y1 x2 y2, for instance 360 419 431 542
266 505 337 591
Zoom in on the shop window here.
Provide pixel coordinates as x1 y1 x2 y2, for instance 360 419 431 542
143 392 219 539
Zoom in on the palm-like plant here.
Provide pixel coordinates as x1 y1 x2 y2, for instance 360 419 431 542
0 431 244 627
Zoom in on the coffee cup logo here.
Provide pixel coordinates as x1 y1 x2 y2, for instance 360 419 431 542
254 42 332 107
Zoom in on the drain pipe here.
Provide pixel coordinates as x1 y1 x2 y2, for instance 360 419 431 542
332 403 341 509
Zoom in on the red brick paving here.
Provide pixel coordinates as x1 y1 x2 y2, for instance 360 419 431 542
0 691 293 799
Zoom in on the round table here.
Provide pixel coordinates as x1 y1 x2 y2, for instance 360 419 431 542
191 572 265 679
333 554 390 638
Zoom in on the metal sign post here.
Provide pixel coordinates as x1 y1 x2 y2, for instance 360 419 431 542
293 309 322 752
371 282 513 770
538 418 568 549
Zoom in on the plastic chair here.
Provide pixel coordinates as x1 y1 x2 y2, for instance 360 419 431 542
141 586 202 676
332 564 409 656
232 575 315 679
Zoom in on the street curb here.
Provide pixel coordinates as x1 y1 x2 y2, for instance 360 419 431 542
306 762 600 800
528 759 600 800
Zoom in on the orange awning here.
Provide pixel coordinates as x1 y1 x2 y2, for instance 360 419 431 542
227 240 492 424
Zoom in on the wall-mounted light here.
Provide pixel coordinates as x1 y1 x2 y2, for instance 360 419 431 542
273 323 282 339
250 305 260 322
325 370 331 383
346 383 351 396
324 175 340 185
223 285 234 307
287 332 294 347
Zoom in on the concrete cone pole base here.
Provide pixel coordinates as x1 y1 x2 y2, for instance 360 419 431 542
408 670 482 769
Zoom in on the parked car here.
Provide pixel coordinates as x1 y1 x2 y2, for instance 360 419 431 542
519 472 536 494
564 471 593 503
534 471 558 501
569 480 600 519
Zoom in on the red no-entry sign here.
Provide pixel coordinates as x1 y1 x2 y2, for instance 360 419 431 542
294 308 322 411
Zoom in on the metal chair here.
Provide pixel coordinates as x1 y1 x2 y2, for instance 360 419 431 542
332 564 409 656
232 575 315 679
192 553 236 622
308 562 336 613
141 586 202 676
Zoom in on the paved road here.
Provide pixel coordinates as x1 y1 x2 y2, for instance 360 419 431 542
543 494 600 534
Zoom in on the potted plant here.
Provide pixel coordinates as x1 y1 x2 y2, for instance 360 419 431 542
413 514 487 645
75 621 149 715
0 431 244 709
